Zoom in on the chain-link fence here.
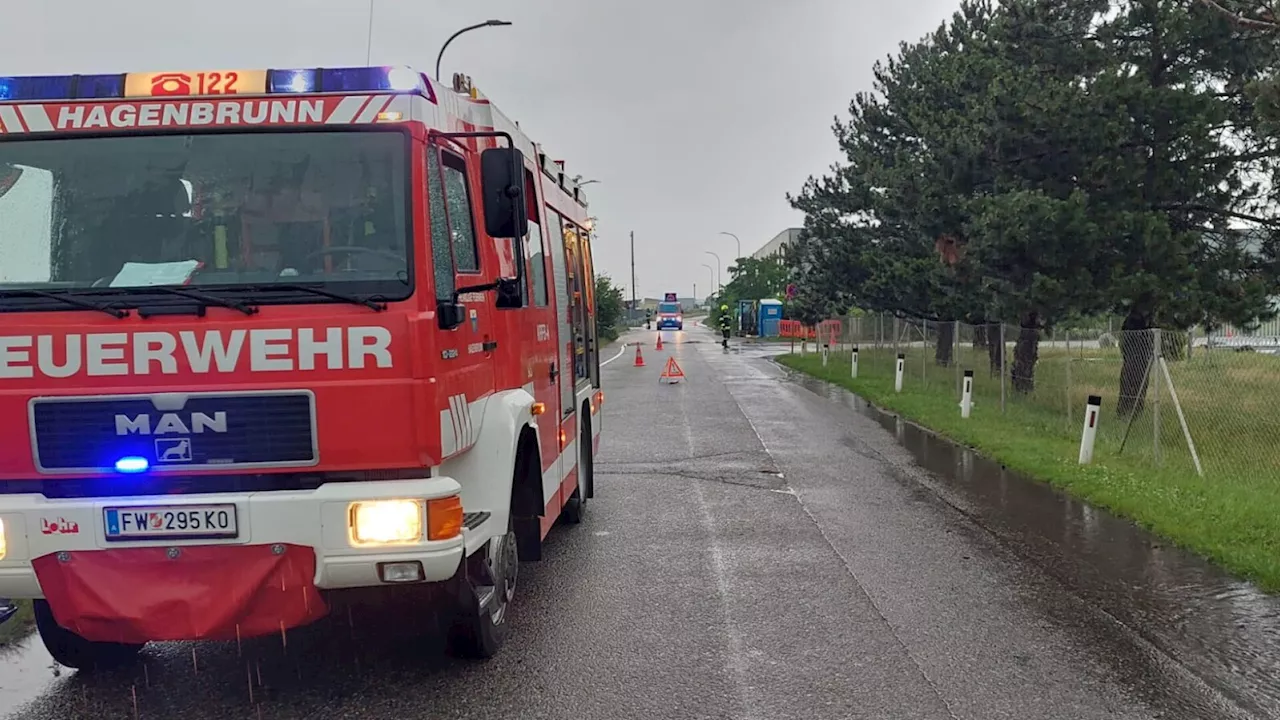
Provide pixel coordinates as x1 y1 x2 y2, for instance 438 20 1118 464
799 313 1280 486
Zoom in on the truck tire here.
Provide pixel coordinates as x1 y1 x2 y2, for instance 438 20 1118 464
580 412 595 500
446 462 524 659
33 599 143 670
561 409 594 524
561 491 583 525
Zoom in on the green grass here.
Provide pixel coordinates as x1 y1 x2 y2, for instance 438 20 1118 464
0 600 35 647
778 347 1280 592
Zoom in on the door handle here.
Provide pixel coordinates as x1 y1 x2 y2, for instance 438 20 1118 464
549 362 559 382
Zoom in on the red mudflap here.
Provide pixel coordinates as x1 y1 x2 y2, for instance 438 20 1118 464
31 543 328 644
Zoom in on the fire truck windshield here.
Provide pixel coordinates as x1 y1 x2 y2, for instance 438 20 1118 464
0 130 410 310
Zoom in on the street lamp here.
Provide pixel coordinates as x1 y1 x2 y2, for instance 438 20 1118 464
704 251 721 295
435 20 513 81
572 175 601 186
719 231 741 259
701 263 716 302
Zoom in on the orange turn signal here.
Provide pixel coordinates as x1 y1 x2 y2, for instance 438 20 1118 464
531 402 546 416
427 495 464 541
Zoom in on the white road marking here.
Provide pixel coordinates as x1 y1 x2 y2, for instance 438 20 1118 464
600 344 629 367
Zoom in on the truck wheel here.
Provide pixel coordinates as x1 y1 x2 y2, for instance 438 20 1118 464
447 506 519 659
561 491 583 525
580 415 595 500
562 412 594 524
33 600 143 670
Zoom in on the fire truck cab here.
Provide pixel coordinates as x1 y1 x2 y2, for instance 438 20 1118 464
0 65 603 668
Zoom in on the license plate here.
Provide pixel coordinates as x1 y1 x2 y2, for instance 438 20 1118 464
103 504 238 541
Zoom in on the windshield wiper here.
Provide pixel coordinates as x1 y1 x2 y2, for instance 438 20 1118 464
252 284 388 312
142 287 258 316
0 289 128 318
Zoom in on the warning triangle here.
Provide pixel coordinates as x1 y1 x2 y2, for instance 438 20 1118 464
659 356 685 384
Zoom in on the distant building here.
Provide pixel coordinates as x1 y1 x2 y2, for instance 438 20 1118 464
750 228 801 262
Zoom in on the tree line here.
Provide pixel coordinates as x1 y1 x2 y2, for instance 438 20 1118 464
786 0 1280 413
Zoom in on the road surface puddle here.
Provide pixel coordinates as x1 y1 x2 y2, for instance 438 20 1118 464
791 373 1280 719
0 631 60 712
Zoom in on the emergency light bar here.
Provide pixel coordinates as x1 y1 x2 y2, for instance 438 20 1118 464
0 66 433 103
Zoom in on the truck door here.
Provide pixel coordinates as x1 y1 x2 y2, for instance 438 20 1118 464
547 212 577 422
426 142 495 457
578 227 601 387
522 172 562 501
562 221 590 391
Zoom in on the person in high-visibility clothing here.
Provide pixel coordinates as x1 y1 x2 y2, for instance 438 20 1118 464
718 304 732 349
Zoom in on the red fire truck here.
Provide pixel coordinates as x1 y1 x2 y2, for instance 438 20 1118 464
0 65 603 667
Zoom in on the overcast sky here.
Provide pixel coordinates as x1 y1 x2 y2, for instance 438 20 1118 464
2 0 961 300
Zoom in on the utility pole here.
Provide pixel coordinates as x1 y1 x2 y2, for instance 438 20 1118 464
629 231 637 320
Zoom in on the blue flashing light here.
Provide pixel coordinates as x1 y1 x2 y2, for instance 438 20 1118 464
386 67 421 92
319 66 425 94
0 73 123 101
115 456 149 474
0 65 434 104
0 75 73 101
269 69 317 94
77 74 125 99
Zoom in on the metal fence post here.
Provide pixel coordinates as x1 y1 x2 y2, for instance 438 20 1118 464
1153 327 1162 464
1065 329 1073 431
922 320 928 383
1000 323 1007 415
955 320 962 398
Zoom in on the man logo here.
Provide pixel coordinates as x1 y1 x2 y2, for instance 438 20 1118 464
155 438 193 463
115 411 227 436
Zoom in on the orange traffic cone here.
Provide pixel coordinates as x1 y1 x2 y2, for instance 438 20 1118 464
656 333 664 351
634 343 645 367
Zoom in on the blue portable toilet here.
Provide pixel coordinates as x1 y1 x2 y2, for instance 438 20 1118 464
758 299 783 337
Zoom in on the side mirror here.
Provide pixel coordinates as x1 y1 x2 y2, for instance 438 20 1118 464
437 301 467 330
495 277 522 309
480 147 529 239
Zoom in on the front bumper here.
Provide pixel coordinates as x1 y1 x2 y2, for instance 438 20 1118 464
0 477 467 601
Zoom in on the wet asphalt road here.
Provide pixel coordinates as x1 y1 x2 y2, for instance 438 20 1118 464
0 325 1271 719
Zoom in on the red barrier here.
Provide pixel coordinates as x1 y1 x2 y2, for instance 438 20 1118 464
780 319 832 340
779 320 804 338
817 319 842 344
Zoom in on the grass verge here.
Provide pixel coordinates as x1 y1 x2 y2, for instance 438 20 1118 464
777 352 1280 592
0 600 36 647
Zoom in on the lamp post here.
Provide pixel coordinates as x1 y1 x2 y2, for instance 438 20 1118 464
719 231 741 259
704 251 721 295
435 20 513 81
701 263 716 303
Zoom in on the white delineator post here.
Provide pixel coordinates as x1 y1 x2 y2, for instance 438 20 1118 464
1079 394 1102 464
851 346 859 379
895 353 905 393
960 369 973 418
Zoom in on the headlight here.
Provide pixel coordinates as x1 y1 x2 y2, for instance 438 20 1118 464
348 500 423 546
